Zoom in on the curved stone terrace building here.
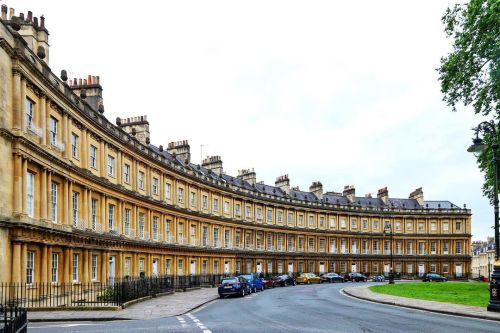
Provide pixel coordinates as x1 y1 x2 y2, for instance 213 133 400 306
0 6 471 285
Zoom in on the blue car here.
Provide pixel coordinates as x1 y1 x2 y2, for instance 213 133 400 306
239 273 264 293
218 276 250 298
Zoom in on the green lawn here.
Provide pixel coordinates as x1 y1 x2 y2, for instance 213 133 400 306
369 282 489 307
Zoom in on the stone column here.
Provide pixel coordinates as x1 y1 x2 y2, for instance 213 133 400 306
81 129 87 167
47 246 52 283
21 157 27 216
117 201 123 235
83 249 89 283
63 178 68 226
117 151 122 185
13 154 22 215
46 171 52 222
40 95 47 145
12 73 22 130
11 243 22 283
83 188 88 228
41 168 47 220
62 114 70 159
101 194 107 232
20 78 26 133
41 245 48 283
63 247 70 283
68 181 73 226
20 243 27 283
45 98 51 145
101 251 108 283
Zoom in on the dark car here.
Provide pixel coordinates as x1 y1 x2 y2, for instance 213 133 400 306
273 274 296 287
262 276 275 289
218 276 250 298
239 273 265 292
320 272 344 283
422 273 447 282
344 272 368 282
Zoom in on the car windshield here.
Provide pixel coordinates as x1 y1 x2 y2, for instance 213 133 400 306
222 278 238 284
241 275 252 281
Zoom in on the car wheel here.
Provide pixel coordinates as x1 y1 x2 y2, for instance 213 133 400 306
293 281 297 286
253 286 257 293
219 294 224 299
241 288 245 297
307 280 311 285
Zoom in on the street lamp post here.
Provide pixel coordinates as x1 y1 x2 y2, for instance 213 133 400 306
467 120 500 312
384 223 395 284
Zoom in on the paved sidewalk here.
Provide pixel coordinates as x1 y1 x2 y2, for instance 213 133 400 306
28 287 218 322
343 284 500 322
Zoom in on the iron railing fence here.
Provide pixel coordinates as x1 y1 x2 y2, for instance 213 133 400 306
0 274 232 309
0 306 27 333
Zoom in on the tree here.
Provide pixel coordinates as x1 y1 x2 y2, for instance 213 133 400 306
438 0 499 116
438 0 500 202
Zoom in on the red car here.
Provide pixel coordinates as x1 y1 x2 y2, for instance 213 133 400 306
261 277 275 289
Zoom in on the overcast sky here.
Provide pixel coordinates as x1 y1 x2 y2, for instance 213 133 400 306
8 0 493 240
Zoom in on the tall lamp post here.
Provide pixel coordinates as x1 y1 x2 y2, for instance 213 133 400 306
467 119 500 312
384 223 395 284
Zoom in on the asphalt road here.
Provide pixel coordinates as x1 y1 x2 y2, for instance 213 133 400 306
29 283 500 333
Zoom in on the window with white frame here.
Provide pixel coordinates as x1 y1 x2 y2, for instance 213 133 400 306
190 192 195 207
165 183 171 199
26 251 35 284
224 201 229 214
89 145 97 168
430 241 436 254
91 255 98 280
202 226 208 246
455 221 462 231
224 230 231 247
373 240 379 254
298 215 304 226
373 220 379 230
267 209 272 222
108 204 115 231
125 257 130 276
152 177 158 195
138 171 145 190
165 220 171 241
91 199 97 230
351 218 357 229
340 261 346 273
287 212 293 225
455 241 462 254
178 187 184 204
72 253 79 282
139 258 145 274
245 206 251 218
107 155 115 176
443 264 449 274
443 221 449 231
177 259 183 274
396 241 402 254
71 133 79 158
124 208 131 236
139 213 145 238
235 203 241 216
123 164 130 183
362 219 368 229
235 231 241 247
51 182 58 223
418 242 425 255
165 259 171 274
26 172 35 217
330 238 336 253
430 263 437 273
308 215 314 227
257 207 262 220
395 221 401 231
443 241 449 254
396 263 401 273
213 198 219 212
406 241 413 255
362 240 368 254
418 222 425 232
431 222 437 231
49 116 58 145
72 191 79 226
329 217 336 229
213 228 220 247
407 264 413 274
407 222 413 231
319 216 324 227
152 216 158 240
340 219 347 228
25 98 34 129
190 225 198 246
319 238 325 252
51 253 58 283
177 222 184 241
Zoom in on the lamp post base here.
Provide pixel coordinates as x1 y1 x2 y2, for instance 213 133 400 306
487 264 500 312
388 272 395 284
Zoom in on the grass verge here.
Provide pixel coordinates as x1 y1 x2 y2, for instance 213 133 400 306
369 282 489 307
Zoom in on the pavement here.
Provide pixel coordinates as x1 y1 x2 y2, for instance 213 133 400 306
343 283 500 322
29 283 500 333
28 287 219 322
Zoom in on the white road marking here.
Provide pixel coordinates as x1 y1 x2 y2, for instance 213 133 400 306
30 323 102 328
187 313 212 333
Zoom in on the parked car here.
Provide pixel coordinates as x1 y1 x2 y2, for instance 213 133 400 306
422 273 447 282
296 273 321 284
262 276 275 289
239 273 265 292
371 275 385 282
273 274 296 287
218 276 250 298
320 272 344 283
344 272 368 282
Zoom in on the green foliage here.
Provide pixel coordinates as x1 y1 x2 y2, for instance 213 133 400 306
370 282 489 307
438 0 500 116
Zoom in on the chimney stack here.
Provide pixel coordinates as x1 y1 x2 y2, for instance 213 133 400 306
202 156 223 175
377 187 389 205
167 140 191 164
275 175 290 194
309 181 323 200
2 5 51 64
409 187 424 206
238 168 257 186
118 116 150 146
68 74 104 112
343 185 356 203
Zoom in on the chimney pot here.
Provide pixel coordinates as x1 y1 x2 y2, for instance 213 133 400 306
27 11 32 22
9 8 14 20
33 17 38 27
1 5 7 21
40 15 45 28
19 12 24 21
61 70 68 82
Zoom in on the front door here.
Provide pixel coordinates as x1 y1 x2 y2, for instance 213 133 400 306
418 264 425 277
455 264 462 277
257 261 263 273
319 262 325 274
224 261 230 274
384 264 390 275
109 256 115 285
190 260 196 275
351 263 356 273
152 259 158 276
288 261 294 274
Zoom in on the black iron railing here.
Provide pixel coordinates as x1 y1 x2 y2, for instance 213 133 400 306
0 306 27 333
0 274 230 309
